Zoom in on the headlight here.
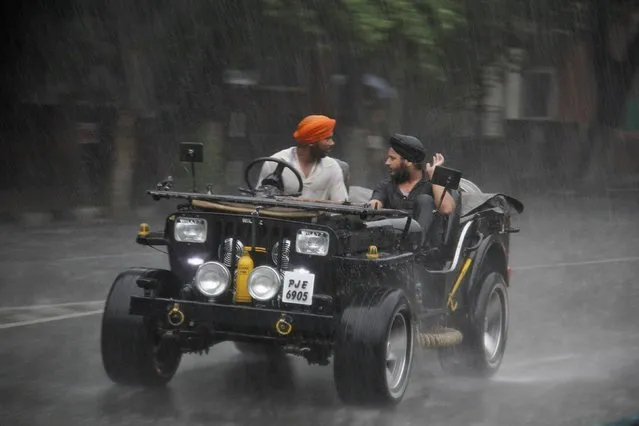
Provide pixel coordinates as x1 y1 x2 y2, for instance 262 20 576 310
174 217 207 243
247 266 282 301
295 229 329 256
194 261 230 297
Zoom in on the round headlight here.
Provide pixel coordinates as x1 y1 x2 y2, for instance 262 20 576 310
247 266 282 301
194 262 230 297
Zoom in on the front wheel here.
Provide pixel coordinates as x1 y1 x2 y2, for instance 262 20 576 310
438 271 509 377
333 288 415 406
101 269 182 386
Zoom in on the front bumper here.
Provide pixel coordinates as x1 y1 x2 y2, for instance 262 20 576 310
129 296 336 339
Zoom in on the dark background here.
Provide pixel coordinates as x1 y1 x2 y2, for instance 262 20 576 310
1 0 638 222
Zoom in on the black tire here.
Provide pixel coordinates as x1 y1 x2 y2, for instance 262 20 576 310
333 288 415 406
438 271 509 377
101 268 182 386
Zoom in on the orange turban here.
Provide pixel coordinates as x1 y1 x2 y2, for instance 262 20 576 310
293 115 336 144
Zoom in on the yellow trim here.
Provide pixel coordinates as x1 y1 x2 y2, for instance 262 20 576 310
447 258 473 312
167 303 185 326
138 223 150 237
234 247 254 303
275 317 293 336
243 246 267 253
366 245 379 259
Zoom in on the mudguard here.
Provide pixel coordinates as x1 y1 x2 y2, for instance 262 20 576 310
460 193 524 219
463 234 508 305
129 267 182 298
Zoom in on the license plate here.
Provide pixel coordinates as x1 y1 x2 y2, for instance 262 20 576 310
281 270 315 306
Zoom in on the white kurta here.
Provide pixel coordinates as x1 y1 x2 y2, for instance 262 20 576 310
257 147 349 202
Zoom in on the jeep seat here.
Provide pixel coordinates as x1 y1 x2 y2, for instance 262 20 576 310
334 159 350 188
364 194 435 246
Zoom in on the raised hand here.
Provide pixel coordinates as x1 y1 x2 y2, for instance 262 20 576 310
425 153 445 180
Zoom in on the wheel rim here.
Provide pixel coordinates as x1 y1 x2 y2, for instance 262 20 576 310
483 285 506 364
385 311 411 396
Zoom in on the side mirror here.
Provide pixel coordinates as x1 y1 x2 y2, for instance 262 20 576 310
430 165 462 213
180 142 204 163
179 142 203 192
430 165 462 191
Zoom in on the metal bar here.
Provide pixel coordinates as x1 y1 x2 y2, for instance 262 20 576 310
148 190 410 217
129 296 335 335
427 220 474 274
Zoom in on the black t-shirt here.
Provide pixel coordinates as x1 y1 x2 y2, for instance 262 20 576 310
371 177 433 211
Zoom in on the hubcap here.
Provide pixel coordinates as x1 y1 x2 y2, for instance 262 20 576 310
483 285 505 363
385 311 410 396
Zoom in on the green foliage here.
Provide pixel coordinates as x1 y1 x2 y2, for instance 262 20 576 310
262 0 465 72
37 0 595 108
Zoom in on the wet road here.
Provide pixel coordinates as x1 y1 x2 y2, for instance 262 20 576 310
1 192 639 426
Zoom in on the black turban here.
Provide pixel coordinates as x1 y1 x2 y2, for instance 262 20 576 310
389 134 426 163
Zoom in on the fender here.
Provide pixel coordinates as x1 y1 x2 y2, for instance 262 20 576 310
130 267 182 298
463 233 508 303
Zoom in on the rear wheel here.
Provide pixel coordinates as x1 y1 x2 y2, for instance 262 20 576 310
101 269 182 386
438 271 509 377
333 288 415 406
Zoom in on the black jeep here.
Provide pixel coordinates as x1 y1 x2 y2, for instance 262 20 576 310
100 143 524 406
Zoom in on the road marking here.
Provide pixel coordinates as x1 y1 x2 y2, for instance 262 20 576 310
501 353 582 370
606 187 639 193
0 300 104 312
0 309 104 330
511 256 639 271
0 251 161 266
55 252 161 263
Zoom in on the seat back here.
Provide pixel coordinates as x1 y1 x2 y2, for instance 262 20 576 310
334 159 350 188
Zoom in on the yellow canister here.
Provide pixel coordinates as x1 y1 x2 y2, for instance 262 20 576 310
234 246 254 303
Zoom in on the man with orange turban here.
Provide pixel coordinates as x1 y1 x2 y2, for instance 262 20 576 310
257 114 348 202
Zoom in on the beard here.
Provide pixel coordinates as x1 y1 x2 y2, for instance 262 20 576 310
310 144 328 160
390 164 410 183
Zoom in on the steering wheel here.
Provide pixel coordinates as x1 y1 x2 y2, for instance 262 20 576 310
243 157 304 197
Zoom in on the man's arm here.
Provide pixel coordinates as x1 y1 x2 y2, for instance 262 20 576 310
369 180 389 209
328 164 349 203
431 184 456 215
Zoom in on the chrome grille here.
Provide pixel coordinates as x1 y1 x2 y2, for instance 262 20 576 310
219 237 244 268
271 238 292 270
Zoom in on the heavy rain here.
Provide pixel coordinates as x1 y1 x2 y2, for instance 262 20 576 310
1 0 639 425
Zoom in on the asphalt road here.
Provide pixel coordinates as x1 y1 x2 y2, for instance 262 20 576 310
1 192 639 426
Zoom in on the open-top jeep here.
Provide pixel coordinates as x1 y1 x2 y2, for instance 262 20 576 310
100 142 524 406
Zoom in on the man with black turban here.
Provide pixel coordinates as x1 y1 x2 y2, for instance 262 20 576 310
368 134 456 214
